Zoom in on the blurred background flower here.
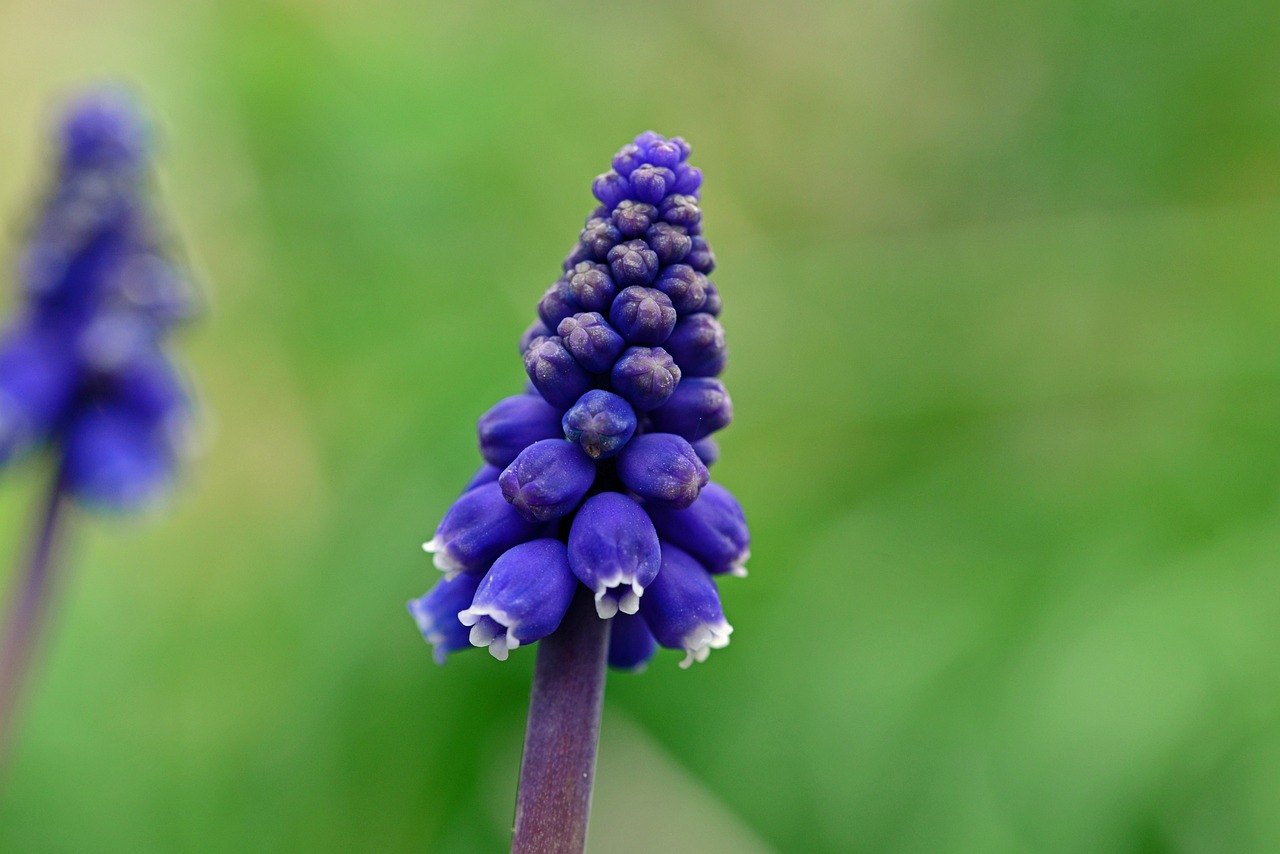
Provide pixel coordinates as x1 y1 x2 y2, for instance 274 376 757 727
0 1 1276 852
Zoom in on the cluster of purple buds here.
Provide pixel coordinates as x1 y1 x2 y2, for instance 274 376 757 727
0 91 194 508
410 132 748 670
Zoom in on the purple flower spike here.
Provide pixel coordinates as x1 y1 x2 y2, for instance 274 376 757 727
408 572 483 665
652 265 707 315
606 240 660 287
650 377 732 441
566 262 617 313
610 346 681 413
645 482 750 576
608 612 658 672
664 313 727 377
562 390 637 459
659 194 702 228
477 394 564 468
557 312 626 374
629 164 676 205
592 171 630 208
608 286 676 346
523 335 594 409
568 492 661 619
459 539 578 661
425 482 542 577
499 438 596 522
537 279 579 330
642 543 733 668
611 201 658 240
580 217 622 262
617 433 709 509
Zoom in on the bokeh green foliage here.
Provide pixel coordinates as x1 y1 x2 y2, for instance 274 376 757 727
0 1 1277 851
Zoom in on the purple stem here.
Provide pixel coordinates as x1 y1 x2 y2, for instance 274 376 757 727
512 585 610 854
0 470 68 776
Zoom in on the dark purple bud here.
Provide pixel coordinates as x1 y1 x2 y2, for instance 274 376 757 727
645 482 749 576
691 437 719 467
60 89 148 170
563 241 593 270
562 390 637 459
642 543 732 667
537 278 579 330
645 222 692 267
592 170 630 208
612 143 645 177
617 433 709 509
701 281 723 316
461 463 503 494
664 312 727 377
670 136 692 161
687 235 716 273
606 239 660 287
477 394 564 468
425 482 542 576
646 139 682 169
566 262 618 312
556 312 626 374
611 200 659 239
459 539 578 660
610 346 681 412
519 319 552 353
633 130 662 149
629 164 675 205
499 438 596 522
672 164 702 196
523 335 594 409
652 265 707 315
608 612 658 672
408 572 483 664
659 194 702 228
608 286 676 345
568 492 661 619
649 377 732 441
580 217 622 262
62 408 171 510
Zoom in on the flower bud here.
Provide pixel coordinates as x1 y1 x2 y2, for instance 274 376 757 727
424 482 542 577
592 170 630 208
691 437 719 467
645 481 749 576
607 239 660 287
617 433 708 509
537 278 579 330
700 281 722 316
459 539 578 660
562 241 593 270
523 335 594 408
557 312 625 374
687 235 716 273
629 164 675 205
645 222 692 267
608 286 676 345
612 200 658 239
461 463 502 494
608 612 658 672
519 319 552 353
649 377 731 441
610 346 680 413
477 394 564 468
568 492 661 619
566 262 618 313
408 572 483 664
499 438 596 522
652 265 707 315
664 313 727 377
61 407 170 509
0 326 77 464
642 543 732 668
659 194 701 228
672 165 702 196
580 216 622 262
612 143 644 177
562 390 636 459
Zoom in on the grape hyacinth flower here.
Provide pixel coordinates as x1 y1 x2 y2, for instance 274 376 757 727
406 131 750 852
0 90 196 771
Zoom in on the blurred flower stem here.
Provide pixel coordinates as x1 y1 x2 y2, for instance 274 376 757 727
0 467 68 775
512 586 611 853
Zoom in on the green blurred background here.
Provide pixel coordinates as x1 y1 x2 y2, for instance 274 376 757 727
1 1 1278 851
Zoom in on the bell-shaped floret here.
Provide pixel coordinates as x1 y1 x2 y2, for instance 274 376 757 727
608 286 676 346
523 335 594 409
645 481 750 576
499 438 596 522
557 312 626 374
608 611 658 672
424 482 542 577
568 492 661 619
562 390 636 459
610 347 681 413
459 539 578 661
617 433 708 509
642 543 733 668
407 572 483 665
649 377 732 442
663 313 727 377
476 394 564 468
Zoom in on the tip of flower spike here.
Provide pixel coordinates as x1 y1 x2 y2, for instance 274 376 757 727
678 619 733 669
59 87 150 169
